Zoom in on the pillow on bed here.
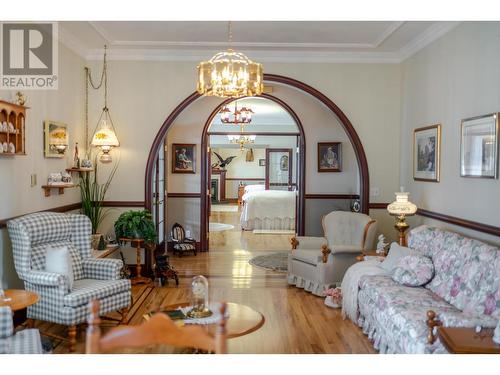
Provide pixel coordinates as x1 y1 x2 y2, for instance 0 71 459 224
391 254 434 287
380 242 413 273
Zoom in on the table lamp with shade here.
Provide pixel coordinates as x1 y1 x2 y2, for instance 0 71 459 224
387 189 417 246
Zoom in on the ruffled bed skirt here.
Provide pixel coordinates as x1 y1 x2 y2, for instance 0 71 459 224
287 274 326 296
241 216 295 231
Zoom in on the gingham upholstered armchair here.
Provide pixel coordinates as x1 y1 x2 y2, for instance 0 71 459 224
7 212 131 352
288 211 377 296
0 306 43 354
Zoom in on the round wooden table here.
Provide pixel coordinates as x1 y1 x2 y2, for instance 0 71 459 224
0 289 39 311
148 302 265 339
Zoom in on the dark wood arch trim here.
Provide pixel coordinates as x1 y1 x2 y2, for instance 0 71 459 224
144 74 370 249
200 93 306 250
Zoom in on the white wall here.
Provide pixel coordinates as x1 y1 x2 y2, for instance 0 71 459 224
400 22 500 246
0 43 86 287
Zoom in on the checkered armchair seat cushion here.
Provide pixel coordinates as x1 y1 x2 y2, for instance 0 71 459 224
0 307 42 354
7 212 131 326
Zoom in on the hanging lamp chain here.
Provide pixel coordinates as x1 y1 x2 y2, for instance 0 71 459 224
228 21 232 49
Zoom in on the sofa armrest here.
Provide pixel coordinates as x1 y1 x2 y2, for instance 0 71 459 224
24 270 67 287
0 307 13 339
82 258 123 280
330 245 362 254
291 236 328 250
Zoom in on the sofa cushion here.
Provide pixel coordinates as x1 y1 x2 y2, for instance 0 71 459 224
392 255 434 287
380 242 414 273
32 241 84 281
291 249 322 266
44 245 74 291
408 226 499 316
63 279 131 307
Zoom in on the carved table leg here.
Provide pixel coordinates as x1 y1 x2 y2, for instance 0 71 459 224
119 307 129 325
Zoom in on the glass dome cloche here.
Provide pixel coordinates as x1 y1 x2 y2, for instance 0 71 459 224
187 275 212 318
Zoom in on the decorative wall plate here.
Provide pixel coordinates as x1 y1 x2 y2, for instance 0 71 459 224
8 122 14 133
1 122 7 132
9 142 15 153
2 142 8 152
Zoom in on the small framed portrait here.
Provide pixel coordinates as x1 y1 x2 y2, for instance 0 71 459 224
259 159 266 166
318 142 341 172
172 143 196 173
44 120 68 158
413 124 441 182
280 155 289 171
460 113 499 178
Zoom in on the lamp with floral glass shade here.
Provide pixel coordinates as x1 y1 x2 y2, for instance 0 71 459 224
91 107 119 164
387 190 417 246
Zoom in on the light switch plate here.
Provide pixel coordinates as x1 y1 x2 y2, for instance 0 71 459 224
30 174 37 187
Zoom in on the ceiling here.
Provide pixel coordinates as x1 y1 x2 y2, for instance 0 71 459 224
59 21 460 63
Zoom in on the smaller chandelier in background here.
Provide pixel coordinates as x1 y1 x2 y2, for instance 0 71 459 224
228 134 256 151
220 102 254 125
197 22 264 98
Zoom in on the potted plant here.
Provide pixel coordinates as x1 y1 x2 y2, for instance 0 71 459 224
79 155 119 249
114 210 157 245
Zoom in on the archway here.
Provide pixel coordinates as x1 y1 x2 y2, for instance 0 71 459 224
200 93 306 250
144 74 370 247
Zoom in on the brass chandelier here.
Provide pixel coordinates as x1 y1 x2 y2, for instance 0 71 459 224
219 101 254 125
197 22 264 98
227 134 256 151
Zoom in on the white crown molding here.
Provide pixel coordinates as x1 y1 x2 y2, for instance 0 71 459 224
59 21 460 64
85 48 403 63
398 21 461 61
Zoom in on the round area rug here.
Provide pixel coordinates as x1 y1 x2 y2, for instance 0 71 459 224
249 252 288 273
209 222 235 232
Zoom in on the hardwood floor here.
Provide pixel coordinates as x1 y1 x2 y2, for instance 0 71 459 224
36 204 375 354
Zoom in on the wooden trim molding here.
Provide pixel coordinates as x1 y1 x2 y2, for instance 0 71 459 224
0 202 82 228
417 208 500 237
101 201 145 207
225 177 265 181
369 202 389 209
305 194 359 200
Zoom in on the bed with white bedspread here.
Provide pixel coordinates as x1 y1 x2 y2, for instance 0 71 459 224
240 190 296 230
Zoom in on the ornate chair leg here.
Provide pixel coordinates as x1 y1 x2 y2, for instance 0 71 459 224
68 325 77 353
119 307 129 325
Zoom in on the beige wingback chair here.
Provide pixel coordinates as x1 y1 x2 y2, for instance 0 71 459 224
287 211 377 296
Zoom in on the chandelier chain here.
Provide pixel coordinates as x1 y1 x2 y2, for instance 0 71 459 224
84 45 109 151
228 21 232 48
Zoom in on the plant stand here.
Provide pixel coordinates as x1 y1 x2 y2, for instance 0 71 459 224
119 238 152 285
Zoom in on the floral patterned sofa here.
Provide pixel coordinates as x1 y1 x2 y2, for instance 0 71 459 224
357 225 499 353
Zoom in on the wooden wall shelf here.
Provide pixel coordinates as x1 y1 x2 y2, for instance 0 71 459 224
42 184 77 197
66 168 94 173
0 100 27 156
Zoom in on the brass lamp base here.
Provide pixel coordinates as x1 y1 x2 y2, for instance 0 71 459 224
394 214 410 247
186 307 213 319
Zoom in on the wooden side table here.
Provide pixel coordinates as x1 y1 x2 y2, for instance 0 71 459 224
438 327 500 354
119 238 152 285
0 290 39 311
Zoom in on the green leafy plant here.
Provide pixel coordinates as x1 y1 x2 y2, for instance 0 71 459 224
80 155 119 234
114 210 157 245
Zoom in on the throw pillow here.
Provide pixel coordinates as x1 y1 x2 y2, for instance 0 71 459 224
380 242 413 273
392 254 435 287
45 246 74 291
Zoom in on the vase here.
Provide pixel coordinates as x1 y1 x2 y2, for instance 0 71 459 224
91 233 102 250
324 296 342 309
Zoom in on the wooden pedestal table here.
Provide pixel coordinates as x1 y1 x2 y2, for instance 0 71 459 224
0 289 39 327
120 238 152 285
144 302 265 339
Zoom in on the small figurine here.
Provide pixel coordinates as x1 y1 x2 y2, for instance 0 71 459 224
493 321 500 344
15 91 27 106
376 234 389 254
81 158 93 169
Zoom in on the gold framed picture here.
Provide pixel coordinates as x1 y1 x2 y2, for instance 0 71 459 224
172 143 196 173
413 124 441 182
44 120 68 158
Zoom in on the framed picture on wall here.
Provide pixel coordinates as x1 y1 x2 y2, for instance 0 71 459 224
413 124 441 182
259 159 266 166
44 120 69 158
172 143 196 173
317 142 341 172
460 113 499 178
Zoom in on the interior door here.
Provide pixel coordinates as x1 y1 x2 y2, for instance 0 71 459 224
152 143 167 247
266 148 293 191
